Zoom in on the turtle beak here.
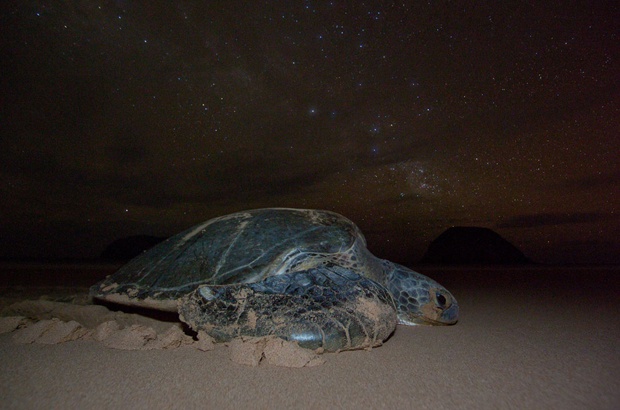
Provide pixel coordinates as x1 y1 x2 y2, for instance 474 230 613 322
437 301 459 325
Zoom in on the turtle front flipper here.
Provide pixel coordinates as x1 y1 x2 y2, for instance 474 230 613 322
178 266 397 352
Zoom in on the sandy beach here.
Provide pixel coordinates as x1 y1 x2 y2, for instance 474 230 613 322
1 264 618 409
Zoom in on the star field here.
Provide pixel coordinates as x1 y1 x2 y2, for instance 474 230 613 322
1 1 618 264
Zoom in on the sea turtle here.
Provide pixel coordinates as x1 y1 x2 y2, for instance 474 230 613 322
90 208 458 351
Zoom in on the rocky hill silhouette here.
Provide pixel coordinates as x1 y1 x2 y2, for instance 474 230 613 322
420 227 532 265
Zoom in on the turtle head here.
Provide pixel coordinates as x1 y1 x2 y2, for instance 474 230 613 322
384 262 459 326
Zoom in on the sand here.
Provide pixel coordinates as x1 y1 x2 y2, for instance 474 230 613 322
0 264 618 409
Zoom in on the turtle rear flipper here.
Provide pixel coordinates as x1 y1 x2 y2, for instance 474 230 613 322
178 267 397 352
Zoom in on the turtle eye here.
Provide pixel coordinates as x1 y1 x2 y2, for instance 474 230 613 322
435 292 447 309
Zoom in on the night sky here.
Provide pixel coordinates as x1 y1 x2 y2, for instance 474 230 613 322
1 1 618 264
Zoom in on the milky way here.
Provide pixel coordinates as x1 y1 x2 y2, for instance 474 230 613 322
1 1 618 264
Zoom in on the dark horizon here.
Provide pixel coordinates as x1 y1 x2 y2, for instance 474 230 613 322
1 2 618 265
0 227 616 268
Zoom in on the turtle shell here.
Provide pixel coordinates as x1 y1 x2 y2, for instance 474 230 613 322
90 208 383 311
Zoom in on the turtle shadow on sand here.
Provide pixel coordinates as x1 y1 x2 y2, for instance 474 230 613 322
91 298 181 325
90 298 206 342
90 208 459 352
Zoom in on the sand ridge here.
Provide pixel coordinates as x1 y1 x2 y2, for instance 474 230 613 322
0 299 326 367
